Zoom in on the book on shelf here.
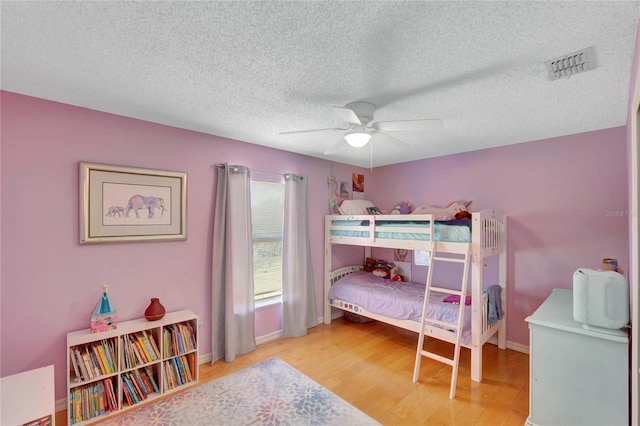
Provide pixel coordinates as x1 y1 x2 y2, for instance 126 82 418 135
132 369 151 396
92 345 107 375
121 378 134 406
73 348 90 382
141 368 157 394
142 329 160 359
96 344 111 374
72 388 82 424
145 366 160 393
181 355 193 382
135 333 152 361
170 357 183 385
70 348 81 380
122 338 133 369
96 382 106 415
122 374 143 405
84 348 97 379
69 381 110 425
103 378 117 412
124 336 147 369
124 371 147 401
139 331 159 361
163 360 176 389
103 339 117 372
22 415 52 426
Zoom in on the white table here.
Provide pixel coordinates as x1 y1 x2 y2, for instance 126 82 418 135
0 365 55 425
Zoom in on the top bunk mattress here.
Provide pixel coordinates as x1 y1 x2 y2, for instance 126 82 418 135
329 218 471 242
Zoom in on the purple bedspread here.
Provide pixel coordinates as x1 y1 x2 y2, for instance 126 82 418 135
328 271 471 342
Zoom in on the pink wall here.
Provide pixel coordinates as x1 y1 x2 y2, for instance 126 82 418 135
369 127 629 346
0 91 370 400
0 90 630 402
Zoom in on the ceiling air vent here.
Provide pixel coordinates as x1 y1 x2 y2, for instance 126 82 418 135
545 46 596 80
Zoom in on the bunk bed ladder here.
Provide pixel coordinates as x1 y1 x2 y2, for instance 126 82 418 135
412 242 471 399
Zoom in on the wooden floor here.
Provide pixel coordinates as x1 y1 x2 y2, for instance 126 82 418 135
56 318 530 425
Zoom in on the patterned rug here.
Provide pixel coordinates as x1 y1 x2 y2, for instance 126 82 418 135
99 357 379 425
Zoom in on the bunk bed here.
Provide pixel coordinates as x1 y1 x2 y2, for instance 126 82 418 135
324 210 507 384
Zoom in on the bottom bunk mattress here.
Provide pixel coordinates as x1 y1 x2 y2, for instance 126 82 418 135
328 270 472 344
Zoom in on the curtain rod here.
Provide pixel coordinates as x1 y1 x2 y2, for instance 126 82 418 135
214 163 302 179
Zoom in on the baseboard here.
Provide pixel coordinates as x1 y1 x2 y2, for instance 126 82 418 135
56 398 67 414
199 352 213 364
256 330 282 345
506 340 529 354
255 316 326 345
486 335 530 354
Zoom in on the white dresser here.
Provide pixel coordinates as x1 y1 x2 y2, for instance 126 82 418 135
525 288 628 426
0 364 55 425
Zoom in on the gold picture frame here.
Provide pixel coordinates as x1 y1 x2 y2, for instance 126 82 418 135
80 162 187 244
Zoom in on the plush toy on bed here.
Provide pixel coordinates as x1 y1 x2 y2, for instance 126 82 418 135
390 266 407 282
454 210 472 220
412 200 472 221
364 257 376 272
372 260 392 279
389 200 413 215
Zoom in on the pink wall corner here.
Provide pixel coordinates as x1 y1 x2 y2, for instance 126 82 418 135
370 127 629 346
0 91 372 401
628 18 640 287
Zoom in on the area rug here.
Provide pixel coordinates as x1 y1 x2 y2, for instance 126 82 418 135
99 357 379 425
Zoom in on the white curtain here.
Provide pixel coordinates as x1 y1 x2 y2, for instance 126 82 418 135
211 164 256 362
282 173 317 337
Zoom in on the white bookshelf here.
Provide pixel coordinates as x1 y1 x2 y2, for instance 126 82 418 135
66 310 198 425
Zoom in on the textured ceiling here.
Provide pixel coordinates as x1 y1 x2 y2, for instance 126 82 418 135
2 1 639 167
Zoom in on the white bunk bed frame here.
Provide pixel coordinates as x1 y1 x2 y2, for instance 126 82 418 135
324 209 507 382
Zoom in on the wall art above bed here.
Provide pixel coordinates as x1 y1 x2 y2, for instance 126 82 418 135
79 162 187 244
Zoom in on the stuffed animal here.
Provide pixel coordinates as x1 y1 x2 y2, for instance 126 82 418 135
390 266 406 282
372 260 391 279
389 201 413 215
364 257 376 272
412 200 472 221
455 210 472 220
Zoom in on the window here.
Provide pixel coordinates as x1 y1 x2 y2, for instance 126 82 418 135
250 176 284 301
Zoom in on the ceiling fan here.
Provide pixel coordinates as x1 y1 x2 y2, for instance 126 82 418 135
280 101 443 155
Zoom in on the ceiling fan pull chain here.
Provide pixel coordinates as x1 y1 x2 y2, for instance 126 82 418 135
370 139 373 171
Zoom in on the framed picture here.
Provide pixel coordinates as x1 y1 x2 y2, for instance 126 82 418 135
80 162 187 244
366 206 382 215
352 173 364 193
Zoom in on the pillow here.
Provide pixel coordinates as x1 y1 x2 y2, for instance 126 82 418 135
443 295 472 305
412 200 472 221
337 199 376 215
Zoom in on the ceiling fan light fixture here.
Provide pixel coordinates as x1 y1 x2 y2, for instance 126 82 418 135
344 130 372 148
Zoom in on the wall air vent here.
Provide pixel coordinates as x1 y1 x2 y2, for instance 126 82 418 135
545 46 596 80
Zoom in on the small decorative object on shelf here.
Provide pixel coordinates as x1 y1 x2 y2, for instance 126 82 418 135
145 298 166 321
91 285 117 333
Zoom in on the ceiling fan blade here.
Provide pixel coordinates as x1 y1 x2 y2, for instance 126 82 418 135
280 127 345 135
374 131 410 151
332 106 361 125
324 139 347 155
372 119 444 132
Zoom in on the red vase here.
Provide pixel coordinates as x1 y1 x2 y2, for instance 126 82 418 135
144 298 165 321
